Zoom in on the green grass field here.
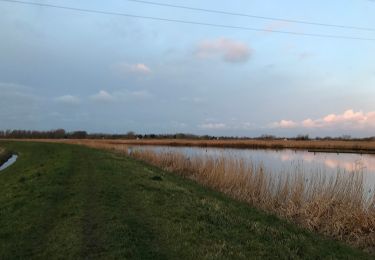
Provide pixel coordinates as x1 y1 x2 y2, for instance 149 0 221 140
0 141 371 259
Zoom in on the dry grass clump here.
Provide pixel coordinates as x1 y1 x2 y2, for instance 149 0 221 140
129 148 375 253
66 139 128 152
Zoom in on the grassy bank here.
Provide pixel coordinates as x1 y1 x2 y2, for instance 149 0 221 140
0 142 371 258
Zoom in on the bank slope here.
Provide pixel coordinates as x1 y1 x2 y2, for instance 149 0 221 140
0 142 370 259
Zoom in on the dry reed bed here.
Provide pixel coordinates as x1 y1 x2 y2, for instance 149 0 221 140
6 138 375 153
128 148 375 253
108 139 375 152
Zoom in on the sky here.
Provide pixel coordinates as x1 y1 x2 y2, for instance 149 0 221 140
1 0 375 137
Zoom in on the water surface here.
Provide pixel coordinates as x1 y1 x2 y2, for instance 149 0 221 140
130 146 375 192
0 155 18 171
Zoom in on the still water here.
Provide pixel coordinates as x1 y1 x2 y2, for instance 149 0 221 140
0 155 18 171
130 146 375 192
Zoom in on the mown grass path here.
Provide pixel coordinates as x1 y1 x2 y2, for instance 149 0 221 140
0 142 371 259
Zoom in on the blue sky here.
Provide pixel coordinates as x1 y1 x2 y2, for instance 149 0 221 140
1 0 375 137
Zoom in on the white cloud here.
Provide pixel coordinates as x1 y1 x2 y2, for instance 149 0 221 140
90 90 115 103
272 109 375 129
180 97 206 104
198 119 258 131
55 95 81 105
272 120 298 128
112 62 151 75
115 89 153 100
90 89 152 103
194 38 251 63
198 123 227 130
129 90 152 99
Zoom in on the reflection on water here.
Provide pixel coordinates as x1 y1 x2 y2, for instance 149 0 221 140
131 146 375 192
0 155 18 171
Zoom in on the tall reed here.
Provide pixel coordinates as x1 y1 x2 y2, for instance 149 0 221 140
129 148 375 253
109 138 375 153
10 138 375 152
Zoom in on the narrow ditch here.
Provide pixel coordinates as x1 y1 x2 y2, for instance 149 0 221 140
0 154 18 171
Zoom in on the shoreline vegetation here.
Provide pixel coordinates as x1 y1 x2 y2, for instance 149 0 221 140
127 148 375 254
0 129 375 154
110 139 375 154
0 142 370 258
2 138 375 154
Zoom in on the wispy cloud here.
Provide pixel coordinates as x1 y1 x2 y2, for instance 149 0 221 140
90 89 152 103
180 96 206 104
114 89 153 101
112 62 152 76
198 123 227 130
194 38 251 63
55 95 81 105
273 120 298 128
90 90 115 103
272 109 375 129
0 82 35 96
198 118 259 131
127 90 152 99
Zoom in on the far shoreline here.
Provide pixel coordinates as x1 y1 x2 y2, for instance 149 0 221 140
2 138 375 155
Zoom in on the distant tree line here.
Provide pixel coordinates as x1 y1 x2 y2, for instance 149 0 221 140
0 129 374 141
0 129 88 139
0 129 219 140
